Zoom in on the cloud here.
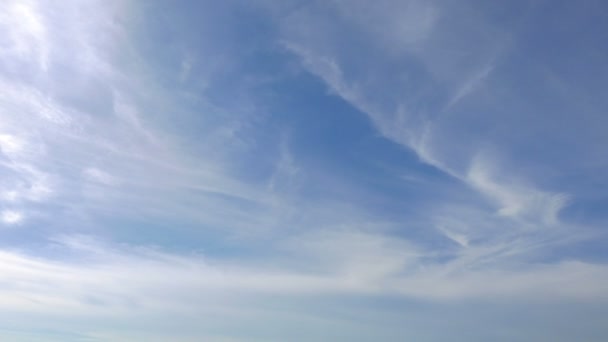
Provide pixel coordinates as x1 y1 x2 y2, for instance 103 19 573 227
438 225 469 247
267 134 300 194
281 228 421 283
179 53 195 83
279 0 573 230
1 234 606 306
83 168 119 186
0 0 297 237
0 0 49 70
0 134 25 157
467 153 570 225
445 62 495 109
0 228 607 339
329 0 438 52
0 234 605 324
1 209 23 225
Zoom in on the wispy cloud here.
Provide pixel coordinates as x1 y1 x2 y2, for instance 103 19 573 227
467 152 570 225
279 0 574 230
0 0 295 238
445 62 495 109
0 233 606 341
2 233 607 306
0 0 49 70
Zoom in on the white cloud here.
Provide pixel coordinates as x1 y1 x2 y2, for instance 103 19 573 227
391 260 608 300
267 135 300 194
179 53 195 82
330 0 437 52
0 227 605 340
445 62 495 109
112 91 159 145
83 168 119 186
0 0 293 237
0 134 25 157
1 210 23 224
2 163 53 203
438 225 469 247
280 1 572 231
467 153 570 226
0 0 49 70
282 228 421 283
0 234 604 318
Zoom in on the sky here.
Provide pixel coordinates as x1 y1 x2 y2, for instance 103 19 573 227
0 0 607 341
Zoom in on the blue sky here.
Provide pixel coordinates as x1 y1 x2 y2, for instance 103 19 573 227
1 0 608 340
